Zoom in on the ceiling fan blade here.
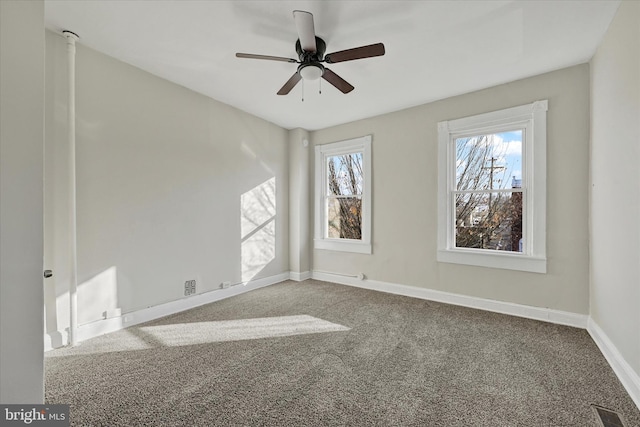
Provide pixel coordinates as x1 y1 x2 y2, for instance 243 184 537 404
293 10 316 52
322 68 354 94
324 43 385 64
236 53 297 63
277 72 302 95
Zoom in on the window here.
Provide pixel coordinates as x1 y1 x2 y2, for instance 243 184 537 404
315 135 372 254
437 101 547 273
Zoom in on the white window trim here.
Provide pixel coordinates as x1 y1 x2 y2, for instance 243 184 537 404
314 135 372 254
437 101 547 273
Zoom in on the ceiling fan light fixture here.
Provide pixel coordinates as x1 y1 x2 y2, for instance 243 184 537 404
299 64 323 81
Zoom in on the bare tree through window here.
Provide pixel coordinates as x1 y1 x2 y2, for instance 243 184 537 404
326 152 363 239
454 131 523 251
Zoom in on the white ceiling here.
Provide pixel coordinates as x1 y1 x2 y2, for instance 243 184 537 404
44 1 619 131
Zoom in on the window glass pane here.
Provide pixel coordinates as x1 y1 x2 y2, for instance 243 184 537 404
456 130 522 191
327 197 362 240
327 152 363 196
455 192 523 252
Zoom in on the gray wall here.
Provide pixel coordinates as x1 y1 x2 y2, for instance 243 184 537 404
312 65 590 314
0 0 45 403
590 1 640 378
44 31 290 342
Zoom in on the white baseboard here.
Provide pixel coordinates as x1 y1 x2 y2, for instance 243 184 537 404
588 318 640 410
45 272 290 351
311 271 588 328
289 271 312 281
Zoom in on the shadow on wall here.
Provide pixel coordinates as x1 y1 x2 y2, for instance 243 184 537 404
44 123 284 349
45 266 120 348
45 176 279 348
241 177 276 283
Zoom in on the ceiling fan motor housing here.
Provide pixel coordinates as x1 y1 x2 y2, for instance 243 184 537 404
296 36 326 61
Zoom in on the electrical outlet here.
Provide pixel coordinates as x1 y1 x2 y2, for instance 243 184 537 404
221 281 231 289
184 280 196 296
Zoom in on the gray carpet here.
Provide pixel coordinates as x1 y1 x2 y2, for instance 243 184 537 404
45 279 640 426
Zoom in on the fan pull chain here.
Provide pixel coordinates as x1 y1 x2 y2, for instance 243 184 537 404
301 79 305 102
319 78 322 95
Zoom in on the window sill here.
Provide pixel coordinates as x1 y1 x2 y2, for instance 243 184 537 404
437 249 546 273
315 239 372 254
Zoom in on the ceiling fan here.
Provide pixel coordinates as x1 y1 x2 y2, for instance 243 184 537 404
236 10 385 96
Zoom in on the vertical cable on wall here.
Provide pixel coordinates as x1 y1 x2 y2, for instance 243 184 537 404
63 30 79 346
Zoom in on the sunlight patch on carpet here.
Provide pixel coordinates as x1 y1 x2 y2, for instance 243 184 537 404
139 315 350 346
45 315 351 357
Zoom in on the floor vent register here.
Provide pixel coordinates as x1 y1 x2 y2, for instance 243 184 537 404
592 405 626 427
